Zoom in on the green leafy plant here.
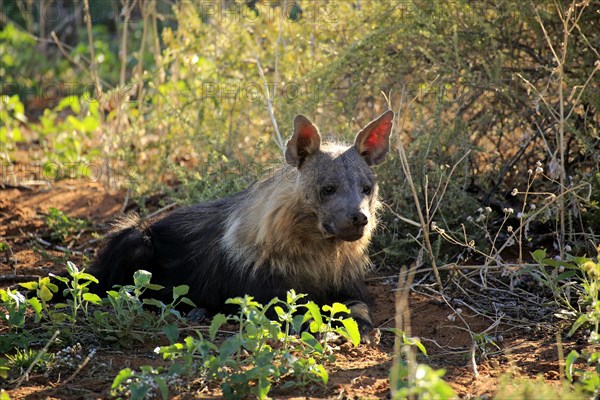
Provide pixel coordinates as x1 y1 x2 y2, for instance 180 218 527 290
567 251 600 340
49 261 101 323
564 350 600 396
7 264 191 347
304 301 361 348
5 348 52 376
18 276 58 322
90 270 194 346
495 374 588 399
111 366 169 400
6 262 100 330
525 249 579 309
44 208 88 243
520 246 600 396
112 290 359 399
33 96 101 176
0 358 8 380
0 288 40 330
0 94 27 162
563 246 600 396
388 329 455 399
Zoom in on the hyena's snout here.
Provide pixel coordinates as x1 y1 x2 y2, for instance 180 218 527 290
347 211 368 227
339 209 369 241
324 208 370 242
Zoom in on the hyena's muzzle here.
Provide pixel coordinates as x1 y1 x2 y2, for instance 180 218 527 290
322 196 371 242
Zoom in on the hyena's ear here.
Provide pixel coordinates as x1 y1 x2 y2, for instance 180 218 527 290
285 115 321 168
354 110 394 165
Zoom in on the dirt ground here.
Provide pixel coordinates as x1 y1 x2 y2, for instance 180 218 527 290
0 180 583 399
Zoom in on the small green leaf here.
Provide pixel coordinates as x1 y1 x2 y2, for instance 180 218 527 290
18 281 38 290
27 297 42 317
39 285 54 302
180 297 197 308
314 364 329 384
300 332 323 353
56 96 81 114
77 273 99 283
83 293 102 304
257 376 271 399
81 115 99 133
143 299 164 308
45 282 58 293
66 115 85 132
49 273 68 283
172 285 189 298
182 336 194 349
209 313 228 340
225 297 244 306
341 318 361 346
66 261 79 275
291 314 305 333
304 302 323 327
329 302 351 316
155 375 169 400
565 350 579 382
145 283 164 291
530 249 547 264
274 306 287 320
555 270 577 281
14 113 27 124
162 324 179 344
286 289 305 304
568 314 590 337
133 270 152 286
411 338 427 356
541 258 570 269
219 337 240 360
130 384 150 400
51 312 68 323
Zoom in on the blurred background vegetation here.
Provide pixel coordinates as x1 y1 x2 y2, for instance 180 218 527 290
1 0 599 271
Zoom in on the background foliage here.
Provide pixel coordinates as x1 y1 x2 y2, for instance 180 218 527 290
2 0 598 268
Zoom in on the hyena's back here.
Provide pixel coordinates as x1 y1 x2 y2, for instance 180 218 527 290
92 192 276 312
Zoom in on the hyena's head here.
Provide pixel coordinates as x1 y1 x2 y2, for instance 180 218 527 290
285 110 394 242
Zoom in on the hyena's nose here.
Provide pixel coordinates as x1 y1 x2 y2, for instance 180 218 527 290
348 211 368 227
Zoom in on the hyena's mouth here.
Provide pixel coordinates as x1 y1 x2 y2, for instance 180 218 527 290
322 223 337 238
322 223 364 242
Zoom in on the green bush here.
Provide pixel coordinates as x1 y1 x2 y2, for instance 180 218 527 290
112 290 360 399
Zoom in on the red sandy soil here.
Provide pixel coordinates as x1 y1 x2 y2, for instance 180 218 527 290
0 180 581 399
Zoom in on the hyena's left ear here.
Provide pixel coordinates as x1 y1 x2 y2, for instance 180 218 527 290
354 110 394 165
285 115 321 168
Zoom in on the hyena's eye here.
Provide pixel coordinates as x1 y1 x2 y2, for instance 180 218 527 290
362 185 372 195
322 186 336 196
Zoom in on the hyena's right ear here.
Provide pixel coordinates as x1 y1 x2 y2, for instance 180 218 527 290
285 115 321 168
354 110 394 165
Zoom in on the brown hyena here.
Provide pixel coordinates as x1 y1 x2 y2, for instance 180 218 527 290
90 110 394 334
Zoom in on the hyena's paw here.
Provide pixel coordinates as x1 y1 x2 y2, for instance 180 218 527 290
186 307 208 322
